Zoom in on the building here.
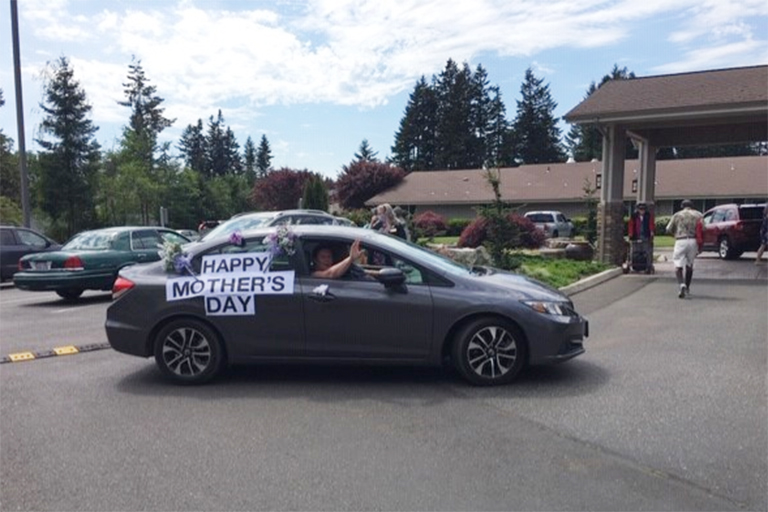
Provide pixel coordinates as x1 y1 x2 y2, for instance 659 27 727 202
367 155 768 219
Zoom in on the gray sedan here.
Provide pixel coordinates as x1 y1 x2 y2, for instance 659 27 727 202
106 225 588 385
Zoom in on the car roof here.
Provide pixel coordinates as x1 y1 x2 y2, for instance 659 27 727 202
191 224 375 249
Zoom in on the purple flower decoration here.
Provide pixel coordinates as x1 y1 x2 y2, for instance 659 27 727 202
229 230 245 247
173 253 193 275
263 226 296 257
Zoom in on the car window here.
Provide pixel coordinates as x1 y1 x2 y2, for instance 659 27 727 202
131 230 163 250
556 214 566 223
16 229 48 248
160 230 190 245
111 231 130 251
526 213 553 223
702 212 714 226
63 231 116 250
712 210 726 223
201 213 275 240
725 209 737 221
296 215 332 225
214 238 293 271
0 228 16 245
739 206 764 220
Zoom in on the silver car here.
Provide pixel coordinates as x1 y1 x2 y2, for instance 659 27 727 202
106 225 588 386
524 211 574 238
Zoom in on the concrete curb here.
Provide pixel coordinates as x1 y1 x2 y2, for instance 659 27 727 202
559 267 624 296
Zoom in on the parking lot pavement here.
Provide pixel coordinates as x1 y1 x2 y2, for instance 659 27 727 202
651 251 768 281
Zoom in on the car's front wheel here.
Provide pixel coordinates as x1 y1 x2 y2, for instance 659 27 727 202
56 288 83 300
452 317 526 386
154 319 225 384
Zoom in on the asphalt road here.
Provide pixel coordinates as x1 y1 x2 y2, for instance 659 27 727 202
0 254 766 511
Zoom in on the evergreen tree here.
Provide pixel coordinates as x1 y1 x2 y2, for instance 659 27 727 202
433 59 477 169
0 89 21 210
36 57 100 238
511 67 565 164
301 174 329 211
354 139 379 162
118 58 174 224
256 134 272 179
243 136 257 182
391 76 437 171
178 119 207 173
206 110 227 177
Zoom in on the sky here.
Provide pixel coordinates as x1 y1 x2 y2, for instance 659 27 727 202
1 0 767 179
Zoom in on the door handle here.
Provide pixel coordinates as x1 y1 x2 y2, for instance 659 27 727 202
307 292 336 303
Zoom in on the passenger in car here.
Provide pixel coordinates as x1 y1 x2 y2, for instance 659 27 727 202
311 240 363 279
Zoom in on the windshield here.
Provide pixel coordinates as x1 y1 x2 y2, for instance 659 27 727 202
63 230 119 250
201 213 275 241
370 233 473 277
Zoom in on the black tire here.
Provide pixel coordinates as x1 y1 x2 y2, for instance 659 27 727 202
718 236 740 260
56 288 84 300
452 317 527 386
154 319 225 384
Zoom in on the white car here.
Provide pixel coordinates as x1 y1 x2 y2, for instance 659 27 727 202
524 211 574 238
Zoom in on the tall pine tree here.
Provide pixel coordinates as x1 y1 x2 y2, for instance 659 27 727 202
256 134 272 179
511 67 565 164
178 119 207 173
243 136 257 182
391 76 437 172
36 57 100 238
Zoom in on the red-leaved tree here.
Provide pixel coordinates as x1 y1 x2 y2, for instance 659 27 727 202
252 168 315 210
335 161 406 209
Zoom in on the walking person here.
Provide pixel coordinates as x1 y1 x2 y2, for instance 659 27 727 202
755 204 768 265
666 199 703 298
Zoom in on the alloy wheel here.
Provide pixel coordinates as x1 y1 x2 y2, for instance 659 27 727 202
465 325 518 380
160 326 213 378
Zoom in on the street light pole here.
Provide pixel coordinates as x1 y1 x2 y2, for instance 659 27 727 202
11 0 31 227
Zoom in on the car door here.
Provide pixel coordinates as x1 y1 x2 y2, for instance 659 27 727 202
703 209 727 249
0 228 21 280
300 237 434 360
200 238 306 358
130 229 165 264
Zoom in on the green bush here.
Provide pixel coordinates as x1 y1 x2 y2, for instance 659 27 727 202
447 218 472 236
339 208 371 227
570 216 587 237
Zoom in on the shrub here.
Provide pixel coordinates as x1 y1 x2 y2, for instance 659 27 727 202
413 210 447 238
458 213 545 249
341 208 371 227
655 216 671 235
447 218 472 236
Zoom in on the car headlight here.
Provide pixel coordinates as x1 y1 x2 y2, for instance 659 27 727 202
521 300 573 316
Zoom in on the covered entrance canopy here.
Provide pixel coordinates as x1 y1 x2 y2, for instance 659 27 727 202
564 65 768 264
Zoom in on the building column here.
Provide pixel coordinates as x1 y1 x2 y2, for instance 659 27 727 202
637 141 658 258
597 124 626 265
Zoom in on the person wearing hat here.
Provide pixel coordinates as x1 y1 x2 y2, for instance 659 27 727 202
628 203 654 241
666 199 703 298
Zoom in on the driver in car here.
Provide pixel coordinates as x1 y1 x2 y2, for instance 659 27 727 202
311 240 363 279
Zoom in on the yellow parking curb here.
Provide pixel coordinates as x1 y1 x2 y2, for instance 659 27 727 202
1 343 111 364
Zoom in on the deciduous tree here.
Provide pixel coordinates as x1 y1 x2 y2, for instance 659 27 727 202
335 160 405 210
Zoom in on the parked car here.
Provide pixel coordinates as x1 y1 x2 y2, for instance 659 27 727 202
176 229 201 242
700 203 766 259
14 226 190 300
106 224 589 386
524 211 574 238
0 225 62 282
199 209 343 242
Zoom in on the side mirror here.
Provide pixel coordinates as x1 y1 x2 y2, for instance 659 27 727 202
376 267 406 288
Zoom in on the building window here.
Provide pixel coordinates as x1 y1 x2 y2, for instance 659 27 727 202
595 174 602 189
632 179 638 193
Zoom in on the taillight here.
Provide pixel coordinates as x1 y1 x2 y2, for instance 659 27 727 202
112 276 135 300
64 256 84 270
17 260 24 271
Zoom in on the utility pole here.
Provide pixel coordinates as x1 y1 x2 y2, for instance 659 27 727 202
11 0 31 227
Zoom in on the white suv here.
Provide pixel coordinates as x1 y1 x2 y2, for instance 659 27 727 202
524 211 574 238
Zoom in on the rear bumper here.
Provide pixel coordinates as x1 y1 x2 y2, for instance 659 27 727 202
13 270 114 291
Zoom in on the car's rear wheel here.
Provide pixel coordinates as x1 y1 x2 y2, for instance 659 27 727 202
718 236 741 260
154 319 224 384
56 288 83 300
452 317 526 386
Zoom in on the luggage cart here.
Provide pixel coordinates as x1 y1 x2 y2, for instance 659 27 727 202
622 238 655 274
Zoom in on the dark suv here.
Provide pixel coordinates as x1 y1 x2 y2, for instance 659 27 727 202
700 203 765 259
0 225 62 281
